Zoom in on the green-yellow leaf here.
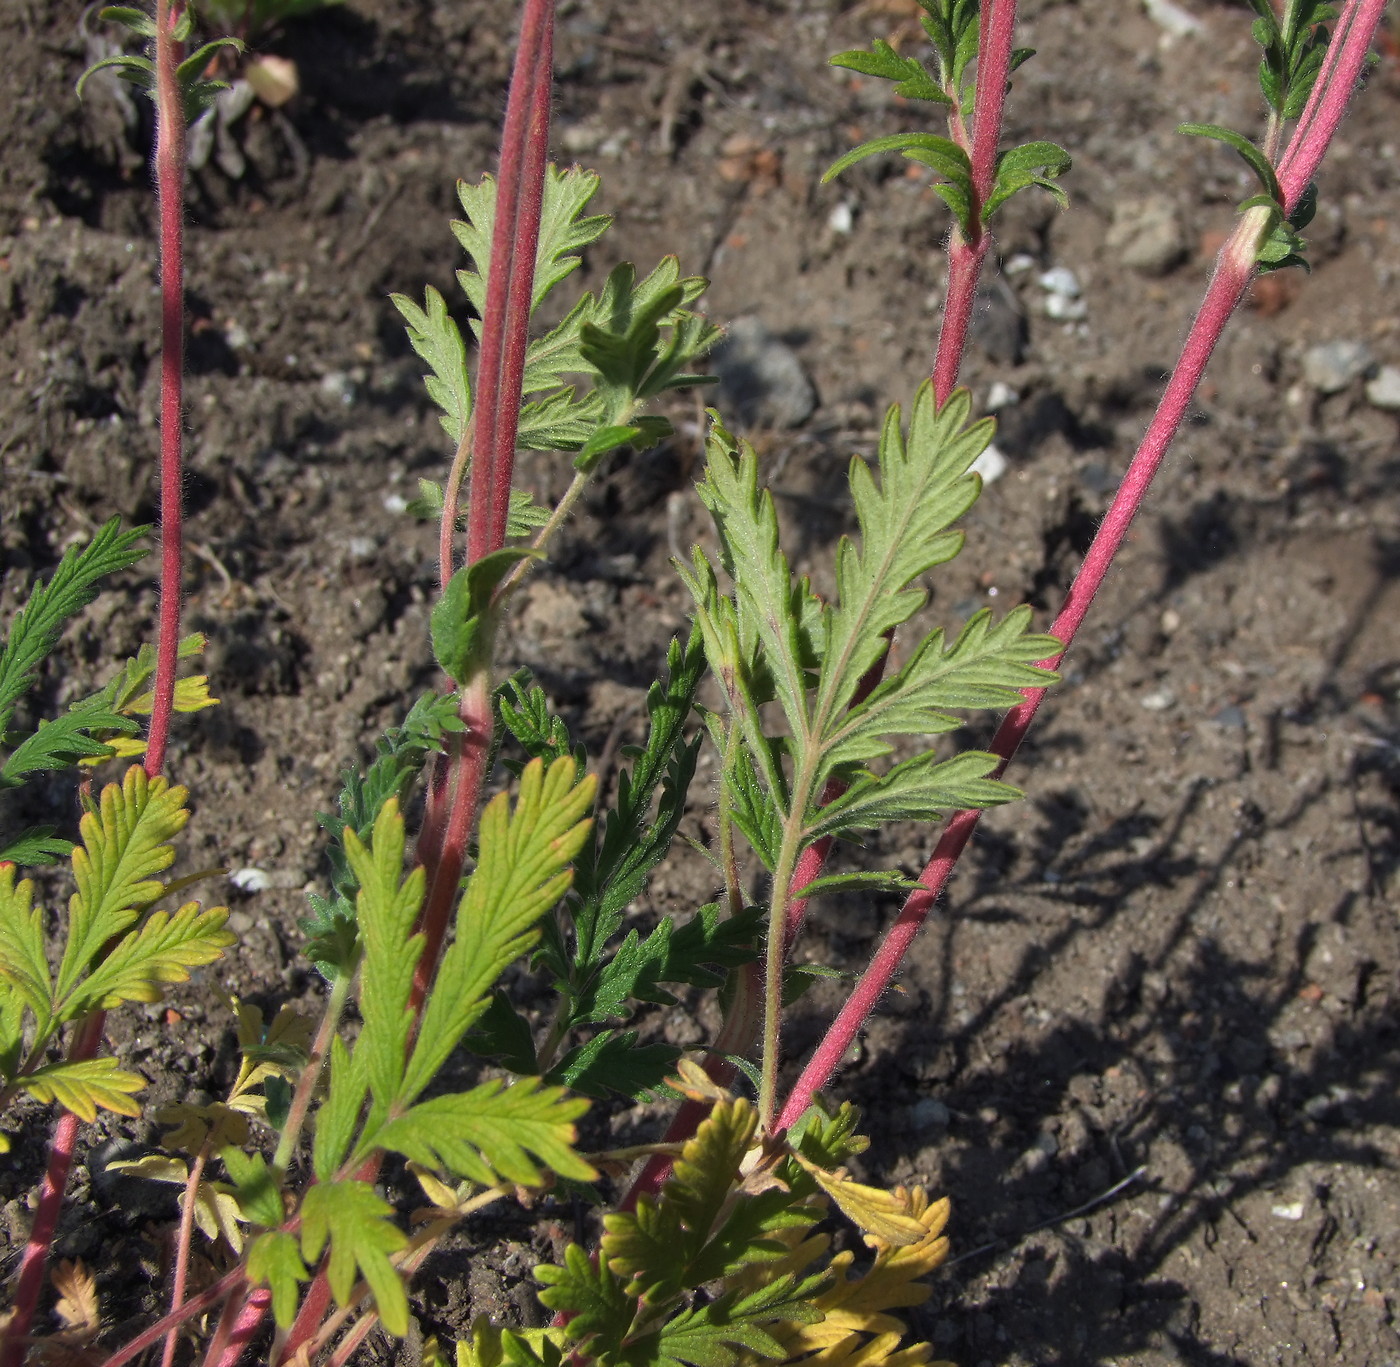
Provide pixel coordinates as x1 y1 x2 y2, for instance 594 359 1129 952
23 1056 145 1121
399 758 594 1106
56 766 190 1002
0 863 53 1028
373 1076 595 1187
792 1155 927 1246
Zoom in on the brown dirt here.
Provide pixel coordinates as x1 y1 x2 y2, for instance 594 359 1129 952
2 1 1399 1364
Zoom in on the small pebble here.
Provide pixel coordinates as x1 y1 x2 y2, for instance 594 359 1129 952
345 535 377 564
384 493 409 514
1159 607 1181 634
1106 193 1187 275
970 442 1008 484
229 867 271 893
226 909 255 935
1144 0 1204 38
1271 1201 1307 1221
1045 293 1088 321
1211 704 1246 729
1140 686 1177 712
711 317 817 429
319 371 356 406
910 1097 951 1132
985 381 1019 411
1004 253 1037 275
1037 265 1081 298
1364 363 1400 410
1302 339 1373 394
827 201 855 235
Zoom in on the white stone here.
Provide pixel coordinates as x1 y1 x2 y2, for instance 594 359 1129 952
1364 364 1400 410
229 867 271 893
970 442 1008 484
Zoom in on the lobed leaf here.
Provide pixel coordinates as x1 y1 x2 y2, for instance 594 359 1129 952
23 1056 145 1122
300 1181 409 1337
247 1230 310 1329
391 286 472 443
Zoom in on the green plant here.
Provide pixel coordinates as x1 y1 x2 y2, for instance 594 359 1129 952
1 0 1387 1365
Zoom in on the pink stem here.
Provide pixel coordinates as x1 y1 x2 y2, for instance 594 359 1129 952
146 0 187 778
96 1268 247 1367
161 1147 209 1367
1276 0 1388 206
930 0 1018 404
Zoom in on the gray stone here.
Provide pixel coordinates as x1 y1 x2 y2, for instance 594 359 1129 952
1106 194 1187 275
1364 363 1400 410
711 317 816 429
1302 339 1373 394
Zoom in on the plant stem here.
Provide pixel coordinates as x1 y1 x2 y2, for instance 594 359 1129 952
98 1268 248 1367
930 0 1018 402
272 969 352 1174
146 0 188 777
161 1145 210 1367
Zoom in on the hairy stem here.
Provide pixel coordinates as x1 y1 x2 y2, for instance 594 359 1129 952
97 1267 247 1367
272 969 352 1174
161 1145 210 1367
146 0 188 777
930 0 1017 402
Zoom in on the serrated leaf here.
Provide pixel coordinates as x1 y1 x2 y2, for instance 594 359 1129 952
0 518 143 739
548 1030 679 1101
373 1075 595 1186
656 1275 828 1367
823 133 969 187
807 750 1019 843
602 1097 761 1301
247 1229 310 1329
829 42 944 103
398 757 595 1105
222 1147 284 1228
56 766 190 1004
984 140 1072 220
0 826 73 867
793 1157 927 1246
2 696 138 787
67 901 234 1015
464 989 539 1074
313 1034 367 1180
535 1243 635 1354
300 1181 409 1337
342 798 425 1131
391 285 472 443
23 1056 145 1122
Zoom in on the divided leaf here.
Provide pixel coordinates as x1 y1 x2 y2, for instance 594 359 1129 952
300 1181 410 1337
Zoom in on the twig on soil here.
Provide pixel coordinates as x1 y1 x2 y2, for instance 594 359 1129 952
947 1164 1149 1267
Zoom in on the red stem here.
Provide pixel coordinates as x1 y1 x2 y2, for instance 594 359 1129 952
775 1 1385 1124
930 0 1017 404
99 1269 248 1367
146 0 187 777
463 0 555 566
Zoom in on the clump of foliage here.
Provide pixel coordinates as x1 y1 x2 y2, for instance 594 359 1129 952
0 0 1385 1365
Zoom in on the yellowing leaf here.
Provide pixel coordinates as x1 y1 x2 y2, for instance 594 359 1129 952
670 1056 732 1105
0 863 53 1025
192 1182 245 1253
792 1158 927 1247
52 1259 100 1338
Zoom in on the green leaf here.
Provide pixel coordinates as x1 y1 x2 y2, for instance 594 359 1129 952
373 1076 594 1187
55 766 190 1005
464 988 540 1074
789 870 920 900
342 799 425 1131
535 1244 635 1355
806 749 1019 843
829 41 944 103
23 1056 145 1122
391 286 472 443
313 1035 367 1180
222 1148 284 1228
432 548 538 684
547 1030 679 1101
247 1230 309 1329
96 6 157 38
67 901 234 1015
398 758 595 1105
823 132 969 185
300 1181 409 1337
1178 122 1281 203
984 140 1072 220
655 1275 828 1367
0 519 146 739
1 696 137 787
812 385 987 742
820 604 1057 781
0 827 72 867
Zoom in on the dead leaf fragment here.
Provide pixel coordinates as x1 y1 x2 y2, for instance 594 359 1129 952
52 1260 100 1339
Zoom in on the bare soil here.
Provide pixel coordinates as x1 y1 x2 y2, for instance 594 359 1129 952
2 1 1399 1364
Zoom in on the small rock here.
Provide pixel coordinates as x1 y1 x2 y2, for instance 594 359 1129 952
1211 704 1246 730
1004 253 1037 276
985 381 1019 411
1364 364 1400 410
1037 266 1081 298
711 317 816 429
319 371 356 406
1106 194 1187 275
1144 0 1204 38
226 909 255 935
1140 685 1177 712
383 492 409 514
1045 293 1088 321
229 867 270 893
1302 339 1373 394
1159 608 1181 634
910 1097 951 1132
827 201 855 235
1271 1200 1306 1221
970 443 1008 484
